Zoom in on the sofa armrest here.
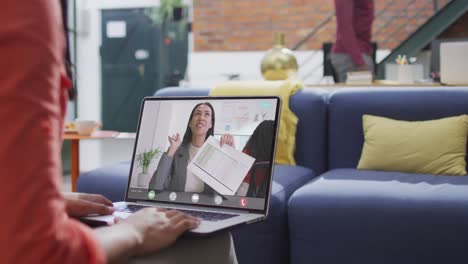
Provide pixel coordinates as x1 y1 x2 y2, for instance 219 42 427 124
76 161 130 202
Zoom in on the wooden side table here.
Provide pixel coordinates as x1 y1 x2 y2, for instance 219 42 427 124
63 130 135 191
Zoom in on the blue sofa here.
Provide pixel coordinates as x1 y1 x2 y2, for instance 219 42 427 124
78 87 468 264
78 87 329 264
289 88 468 264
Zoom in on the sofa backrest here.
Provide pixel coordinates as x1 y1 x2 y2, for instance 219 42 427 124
328 87 468 170
290 89 328 173
155 87 329 174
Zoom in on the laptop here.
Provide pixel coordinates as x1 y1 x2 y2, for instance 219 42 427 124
84 96 281 235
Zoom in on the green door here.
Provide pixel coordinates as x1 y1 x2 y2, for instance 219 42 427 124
101 9 160 132
101 8 188 132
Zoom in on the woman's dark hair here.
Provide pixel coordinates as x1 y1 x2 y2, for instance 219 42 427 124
182 102 215 145
243 120 275 161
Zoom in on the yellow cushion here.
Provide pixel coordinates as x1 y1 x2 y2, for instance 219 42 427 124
358 114 468 176
210 80 303 165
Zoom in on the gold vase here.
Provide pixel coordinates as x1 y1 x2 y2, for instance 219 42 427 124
260 32 298 80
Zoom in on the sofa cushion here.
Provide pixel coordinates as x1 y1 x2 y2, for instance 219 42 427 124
233 164 315 264
289 89 328 174
155 87 209 97
358 114 468 175
289 168 468 264
77 161 130 202
328 88 468 170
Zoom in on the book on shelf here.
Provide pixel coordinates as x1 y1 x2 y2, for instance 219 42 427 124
346 71 373 85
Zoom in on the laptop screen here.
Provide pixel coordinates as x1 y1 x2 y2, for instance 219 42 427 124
126 96 280 213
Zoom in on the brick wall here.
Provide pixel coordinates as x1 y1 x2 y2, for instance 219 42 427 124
193 0 455 51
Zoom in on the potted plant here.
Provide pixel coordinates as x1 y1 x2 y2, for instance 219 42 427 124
135 148 161 187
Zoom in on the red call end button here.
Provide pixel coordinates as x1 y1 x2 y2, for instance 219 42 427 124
240 197 248 207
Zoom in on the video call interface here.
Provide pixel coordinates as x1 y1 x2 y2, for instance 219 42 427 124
127 98 279 211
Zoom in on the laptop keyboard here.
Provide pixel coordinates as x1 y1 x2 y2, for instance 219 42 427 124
116 204 238 222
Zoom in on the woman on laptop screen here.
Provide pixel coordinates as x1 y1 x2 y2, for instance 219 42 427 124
149 102 235 193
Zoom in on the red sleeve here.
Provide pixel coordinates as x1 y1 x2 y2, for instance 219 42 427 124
0 1 105 263
334 0 364 66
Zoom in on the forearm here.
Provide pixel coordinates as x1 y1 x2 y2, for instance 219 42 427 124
0 1 105 263
94 224 141 264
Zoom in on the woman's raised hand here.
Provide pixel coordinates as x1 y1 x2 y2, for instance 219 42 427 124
220 134 235 148
167 133 182 157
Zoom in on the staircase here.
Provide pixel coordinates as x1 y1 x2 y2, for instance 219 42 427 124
292 0 467 83
377 0 468 78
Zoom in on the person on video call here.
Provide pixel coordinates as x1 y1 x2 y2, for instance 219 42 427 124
149 102 235 193
0 1 237 263
236 120 274 198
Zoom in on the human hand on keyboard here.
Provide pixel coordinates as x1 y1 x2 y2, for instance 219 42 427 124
121 208 200 256
63 192 114 218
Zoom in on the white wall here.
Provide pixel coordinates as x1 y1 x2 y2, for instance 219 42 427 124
186 50 391 88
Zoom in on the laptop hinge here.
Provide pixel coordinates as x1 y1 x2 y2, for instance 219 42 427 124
134 200 262 215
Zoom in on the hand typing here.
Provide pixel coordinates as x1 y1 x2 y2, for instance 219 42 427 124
63 192 114 218
122 208 200 255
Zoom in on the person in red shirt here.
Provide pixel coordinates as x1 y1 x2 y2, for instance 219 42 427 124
330 0 375 83
0 1 236 263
